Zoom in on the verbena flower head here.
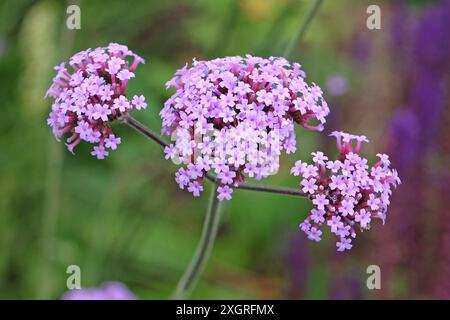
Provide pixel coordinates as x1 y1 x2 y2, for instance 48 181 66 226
161 55 329 200
46 43 147 159
291 131 401 252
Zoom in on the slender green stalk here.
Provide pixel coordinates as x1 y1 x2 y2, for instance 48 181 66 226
172 185 222 299
283 0 323 59
121 114 168 148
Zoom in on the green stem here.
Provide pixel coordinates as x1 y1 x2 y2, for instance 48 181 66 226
283 0 323 59
172 185 222 299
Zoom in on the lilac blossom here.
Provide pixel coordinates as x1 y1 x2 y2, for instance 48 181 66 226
217 185 233 201
46 43 147 159
291 131 400 252
161 56 329 200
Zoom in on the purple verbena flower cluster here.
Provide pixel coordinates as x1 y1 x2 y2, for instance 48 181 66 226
46 43 147 159
291 131 401 251
161 55 329 200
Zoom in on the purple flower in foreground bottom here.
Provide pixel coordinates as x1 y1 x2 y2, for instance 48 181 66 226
161 55 330 200
291 131 400 252
46 43 147 159
61 282 136 300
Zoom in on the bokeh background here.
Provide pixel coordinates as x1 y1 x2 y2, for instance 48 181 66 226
0 0 449 299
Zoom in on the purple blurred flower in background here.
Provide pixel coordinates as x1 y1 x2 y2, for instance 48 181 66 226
330 274 363 300
371 0 450 298
326 74 348 97
349 32 371 65
284 232 310 299
61 282 137 300
413 0 450 73
388 109 420 174
433 173 450 299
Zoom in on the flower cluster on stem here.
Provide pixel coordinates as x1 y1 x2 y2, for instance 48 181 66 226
46 43 147 159
161 55 329 200
291 131 401 251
